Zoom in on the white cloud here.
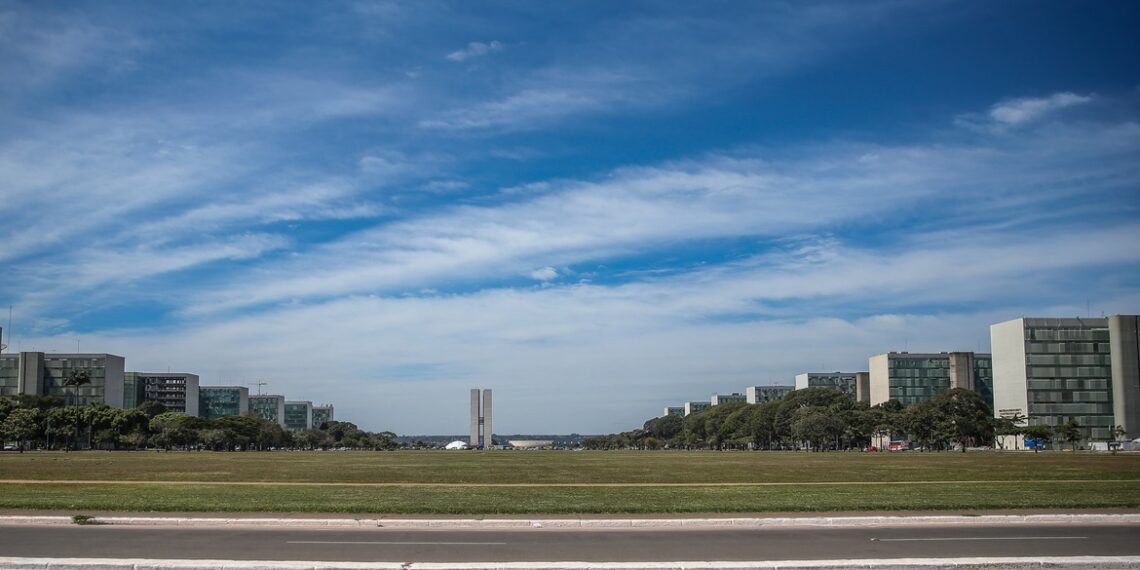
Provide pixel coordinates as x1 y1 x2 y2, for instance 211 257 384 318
446 40 503 62
420 87 613 130
989 92 1092 125
19 218 1140 433
530 267 558 281
182 111 1140 315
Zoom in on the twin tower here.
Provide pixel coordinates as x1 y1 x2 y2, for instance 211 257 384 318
469 388 492 449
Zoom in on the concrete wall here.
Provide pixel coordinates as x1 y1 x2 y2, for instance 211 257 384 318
868 354 890 405
948 352 976 391
1109 315 1140 439
483 388 492 447
855 372 870 403
103 355 126 408
17 352 44 395
991 318 1029 449
470 388 480 446
794 373 809 391
184 374 200 418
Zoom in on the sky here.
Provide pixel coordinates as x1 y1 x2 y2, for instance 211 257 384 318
1 1 1138 435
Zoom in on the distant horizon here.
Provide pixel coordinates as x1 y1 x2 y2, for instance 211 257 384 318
3 1 1138 434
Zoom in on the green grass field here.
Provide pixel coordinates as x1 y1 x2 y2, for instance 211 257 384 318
1 450 1138 514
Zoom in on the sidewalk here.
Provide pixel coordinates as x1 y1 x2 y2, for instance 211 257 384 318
2 510 1138 529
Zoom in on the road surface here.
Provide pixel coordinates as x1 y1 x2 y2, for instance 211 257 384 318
0 523 1136 563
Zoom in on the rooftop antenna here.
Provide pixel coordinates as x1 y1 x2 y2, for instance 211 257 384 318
251 381 268 395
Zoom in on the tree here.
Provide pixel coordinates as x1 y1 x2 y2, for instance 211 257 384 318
1 408 41 452
643 415 683 443
790 407 842 451
137 400 169 418
61 369 92 451
1056 419 1083 451
0 397 15 426
149 412 203 450
931 388 995 452
748 401 781 450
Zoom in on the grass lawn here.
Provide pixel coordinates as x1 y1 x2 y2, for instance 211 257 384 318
1 450 1138 514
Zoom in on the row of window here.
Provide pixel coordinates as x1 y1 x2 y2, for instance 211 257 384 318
889 379 951 388
1030 414 1117 427
1027 342 1109 354
1026 328 1110 342
1028 354 1111 366
890 360 949 369
890 370 951 379
1029 391 1112 403
1028 403 1114 415
1028 366 1110 379
1028 379 1109 390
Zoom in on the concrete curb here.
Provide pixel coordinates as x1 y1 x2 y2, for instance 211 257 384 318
1 556 1140 569
2 514 1138 529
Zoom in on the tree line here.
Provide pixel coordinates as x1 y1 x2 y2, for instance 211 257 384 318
0 394 398 452
584 387 1090 452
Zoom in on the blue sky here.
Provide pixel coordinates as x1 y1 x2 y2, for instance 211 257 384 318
2 1 1138 434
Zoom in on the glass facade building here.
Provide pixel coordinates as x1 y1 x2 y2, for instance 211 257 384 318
745 385 794 404
284 401 313 432
710 393 746 406
683 401 711 416
312 405 334 429
662 406 685 418
0 355 19 399
869 352 993 409
992 316 1139 443
124 372 199 415
794 372 862 400
0 352 125 407
198 386 249 420
249 394 286 426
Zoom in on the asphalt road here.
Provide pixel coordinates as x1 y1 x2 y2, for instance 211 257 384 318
0 524 1136 563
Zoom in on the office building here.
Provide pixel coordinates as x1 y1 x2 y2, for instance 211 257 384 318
469 388 493 448
312 405 334 429
991 316 1139 444
662 406 685 417
124 372 199 415
683 401 711 416
745 385 794 404
710 392 746 406
199 386 249 420
284 401 313 432
0 352 125 407
794 372 864 400
868 352 993 408
249 394 286 427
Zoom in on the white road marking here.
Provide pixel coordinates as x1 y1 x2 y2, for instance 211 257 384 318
286 540 508 545
872 536 1088 542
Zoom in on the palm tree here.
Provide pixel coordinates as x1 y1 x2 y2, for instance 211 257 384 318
62 369 91 451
